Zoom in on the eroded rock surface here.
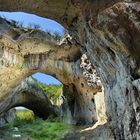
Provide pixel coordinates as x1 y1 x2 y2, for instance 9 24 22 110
0 109 15 127
0 18 103 125
0 0 140 139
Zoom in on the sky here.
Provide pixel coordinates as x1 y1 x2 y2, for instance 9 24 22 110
0 12 64 35
0 12 63 85
32 72 61 85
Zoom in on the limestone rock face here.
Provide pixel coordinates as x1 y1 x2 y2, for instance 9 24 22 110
0 0 140 139
80 54 102 88
80 2 140 139
0 109 16 127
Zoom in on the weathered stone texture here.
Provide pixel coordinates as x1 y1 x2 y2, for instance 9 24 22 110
0 0 140 139
0 18 102 126
0 109 16 127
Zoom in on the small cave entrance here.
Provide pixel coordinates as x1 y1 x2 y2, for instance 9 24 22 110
15 106 35 121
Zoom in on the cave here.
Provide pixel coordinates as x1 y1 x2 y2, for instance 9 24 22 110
0 1 140 139
0 76 58 119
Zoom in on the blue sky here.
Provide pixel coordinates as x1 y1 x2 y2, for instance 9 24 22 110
32 72 61 85
0 12 64 35
0 12 63 85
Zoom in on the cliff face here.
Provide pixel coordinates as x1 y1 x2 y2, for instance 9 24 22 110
81 2 140 139
0 0 140 139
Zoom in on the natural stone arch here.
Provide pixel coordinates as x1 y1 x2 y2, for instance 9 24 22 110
0 16 80 100
1 1 140 139
0 17 103 125
0 77 59 119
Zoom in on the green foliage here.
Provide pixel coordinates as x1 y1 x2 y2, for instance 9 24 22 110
0 110 70 140
9 110 35 128
1 110 70 140
37 83 63 104
19 118 69 140
16 110 35 121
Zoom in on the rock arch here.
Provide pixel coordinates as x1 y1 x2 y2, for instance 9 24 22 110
0 77 59 119
0 1 140 139
0 17 103 125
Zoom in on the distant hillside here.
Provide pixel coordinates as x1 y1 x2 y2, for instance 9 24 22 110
37 83 63 105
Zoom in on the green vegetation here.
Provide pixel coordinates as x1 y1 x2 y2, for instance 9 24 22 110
0 110 70 140
16 110 34 121
37 83 63 104
13 118 69 140
0 84 70 140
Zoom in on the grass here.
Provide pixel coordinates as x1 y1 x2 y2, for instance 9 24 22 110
0 110 70 140
18 119 69 140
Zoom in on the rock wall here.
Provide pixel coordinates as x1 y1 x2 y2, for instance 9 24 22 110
0 0 139 139
80 1 140 139
0 109 16 127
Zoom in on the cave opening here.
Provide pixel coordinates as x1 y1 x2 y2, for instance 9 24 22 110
32 72 73 124
0 1 140 139
0 10 108 139
0 72 73 139
32 72 63 105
